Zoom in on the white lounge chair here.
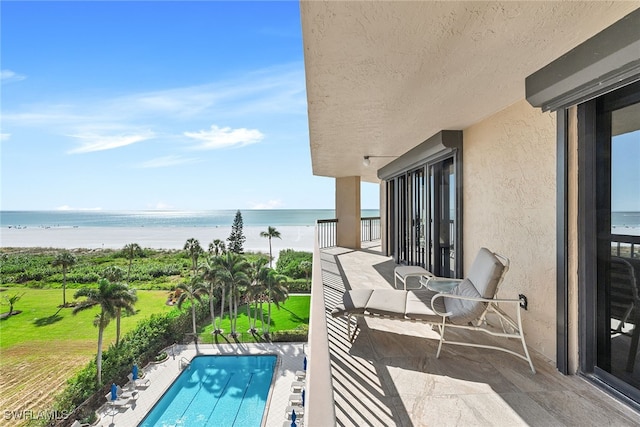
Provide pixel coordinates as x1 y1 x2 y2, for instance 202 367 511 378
286 405 304 419
127 372 151 388
332 247 536 373
116 384 137 400
289 393 303 406
104 392 133 409
290 381 305 392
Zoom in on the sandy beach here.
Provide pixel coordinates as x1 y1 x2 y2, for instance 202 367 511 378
0 225 316 254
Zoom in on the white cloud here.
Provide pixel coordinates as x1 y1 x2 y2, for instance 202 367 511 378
1 69 26 84
250 199 284 209
137 155 198 169
1 62 306 129
68 130 155 154
184 125 264 150
0 133 10 141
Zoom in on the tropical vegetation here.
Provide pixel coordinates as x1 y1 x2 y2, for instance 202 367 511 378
227 209 246 253
72 278 137 384
52 250 77 306
260 225 281 267
0 229 313 426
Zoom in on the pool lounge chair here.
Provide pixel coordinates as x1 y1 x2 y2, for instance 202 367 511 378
127 372 151 388
331 247 536 373
104 392 133 410
116 385 137 400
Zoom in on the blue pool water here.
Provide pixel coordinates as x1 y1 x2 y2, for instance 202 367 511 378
138 355 277 427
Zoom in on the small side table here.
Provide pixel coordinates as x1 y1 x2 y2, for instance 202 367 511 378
420 277 462 293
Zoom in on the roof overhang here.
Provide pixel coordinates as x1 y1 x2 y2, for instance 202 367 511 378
301 1 639 182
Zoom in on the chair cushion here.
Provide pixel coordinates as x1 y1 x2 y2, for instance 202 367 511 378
405 289 442 321
444 278 487 325
331 289 373 317
365 290 408 317
467 247 504 298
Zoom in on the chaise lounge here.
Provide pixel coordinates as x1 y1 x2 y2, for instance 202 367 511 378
331 247 536 373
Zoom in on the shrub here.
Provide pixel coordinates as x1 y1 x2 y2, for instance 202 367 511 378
286 279 311 294
270 325 308 342
275 249 312 279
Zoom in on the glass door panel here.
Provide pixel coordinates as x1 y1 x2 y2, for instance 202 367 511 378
597 99 640 388
428 158 455 278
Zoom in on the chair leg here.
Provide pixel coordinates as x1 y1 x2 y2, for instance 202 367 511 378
346 314 358 343
435 318 446 358
515 306 536 374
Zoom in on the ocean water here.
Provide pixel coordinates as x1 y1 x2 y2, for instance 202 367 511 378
612 211 640 235
0 209 380 228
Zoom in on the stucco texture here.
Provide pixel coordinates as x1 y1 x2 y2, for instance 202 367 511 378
463 99 557 361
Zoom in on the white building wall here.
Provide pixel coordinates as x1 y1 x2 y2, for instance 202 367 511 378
463 99 557 361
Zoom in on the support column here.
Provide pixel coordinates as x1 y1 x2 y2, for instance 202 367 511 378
335 176 361 249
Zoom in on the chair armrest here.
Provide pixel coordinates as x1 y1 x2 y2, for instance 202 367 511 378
420 276 463 288
430 293 522 316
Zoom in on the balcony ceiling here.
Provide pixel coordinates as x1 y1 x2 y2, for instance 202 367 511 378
301 1 638 183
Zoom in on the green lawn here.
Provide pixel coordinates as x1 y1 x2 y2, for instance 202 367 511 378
0 287 174 349
199 295 310 343
0 286 310 424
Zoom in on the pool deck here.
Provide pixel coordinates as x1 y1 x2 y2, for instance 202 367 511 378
94 342 306 427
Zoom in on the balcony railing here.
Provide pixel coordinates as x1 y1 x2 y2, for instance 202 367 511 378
611 234 640 259
317 216 381 249
361 216 381 242
317 219 337 249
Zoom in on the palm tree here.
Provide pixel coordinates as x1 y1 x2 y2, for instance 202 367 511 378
264 270 289 337
184 238 204 276
247 258 269 333
200 258 220 335
214 252 249 337
260 226 281 268
73 278 137 384
52 250 77 306
208 239 226 257
176 276 208 337
101 266 133 346
3 292 24 316
123 243 143 281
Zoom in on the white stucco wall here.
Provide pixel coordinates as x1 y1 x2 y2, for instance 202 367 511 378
463 99 557 361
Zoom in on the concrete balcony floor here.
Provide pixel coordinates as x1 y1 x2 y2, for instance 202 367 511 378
320 243 640 426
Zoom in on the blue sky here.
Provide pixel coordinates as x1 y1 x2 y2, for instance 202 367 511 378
0 1 380 211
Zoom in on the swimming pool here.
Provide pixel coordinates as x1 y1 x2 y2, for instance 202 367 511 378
138 354 277 427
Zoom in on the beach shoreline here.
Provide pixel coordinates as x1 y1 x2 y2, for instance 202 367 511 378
0 225 316 253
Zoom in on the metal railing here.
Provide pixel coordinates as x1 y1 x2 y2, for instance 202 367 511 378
611 234 640 259
361 216 381 242
317 216 381 249
317 219 337 249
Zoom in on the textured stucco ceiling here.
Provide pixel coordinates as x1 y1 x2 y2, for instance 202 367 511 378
301 1 639 183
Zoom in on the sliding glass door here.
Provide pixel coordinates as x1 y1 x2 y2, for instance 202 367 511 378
389 155 459 278
580 81 640 400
